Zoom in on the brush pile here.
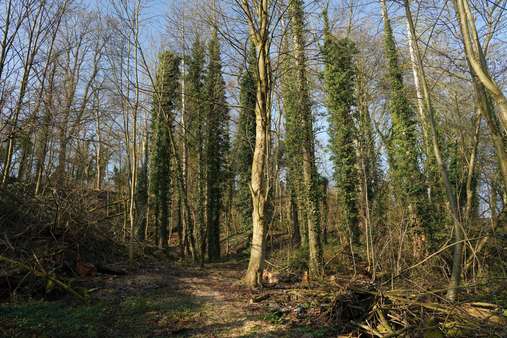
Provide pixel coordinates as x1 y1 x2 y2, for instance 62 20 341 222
321 286 507 337
253 272 507 336
0 183 126 301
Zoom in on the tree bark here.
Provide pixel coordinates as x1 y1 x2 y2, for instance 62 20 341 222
242 0 271 287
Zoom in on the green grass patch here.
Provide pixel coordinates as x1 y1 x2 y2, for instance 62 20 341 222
0 291 201 337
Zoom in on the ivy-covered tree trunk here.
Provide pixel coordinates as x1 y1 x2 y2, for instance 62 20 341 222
320 176 329 245
234 43 257 232
136 138 149 241
322 9 360 244
281 28 307 248
186 37 206 263
380 0 428 244
289 189 301 246
150 51 180 249
204 31 229 261
287 0 323 277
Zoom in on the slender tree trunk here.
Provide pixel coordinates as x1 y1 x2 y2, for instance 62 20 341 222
197 96 206 265
128 0 142 262
2 1 46 185
321 179 329 245
181 69 191 256
243 0 271 287
464 116 481 224
35 56 59 194
94 98 103 190
168 119 196 260
453 0 507 134
289 0 323 277
406 14 435 202
404 0 464 301
472 73 507 193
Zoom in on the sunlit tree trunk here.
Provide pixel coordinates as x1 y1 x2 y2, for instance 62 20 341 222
453 0 507 134
404 0 464 301
242 0 272 287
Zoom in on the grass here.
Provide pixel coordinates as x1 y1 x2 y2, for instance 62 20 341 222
0 291 201 338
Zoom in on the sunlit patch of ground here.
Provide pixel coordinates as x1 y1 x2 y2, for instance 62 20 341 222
0 260 331 337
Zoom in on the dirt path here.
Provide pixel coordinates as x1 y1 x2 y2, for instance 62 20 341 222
1 259 333 337
87 260 304 337
144 261 282 337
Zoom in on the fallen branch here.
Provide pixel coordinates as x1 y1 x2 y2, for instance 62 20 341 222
0 254 87 302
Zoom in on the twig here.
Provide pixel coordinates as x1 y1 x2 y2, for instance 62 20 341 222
2 233 15 250
351 320 383 337
383 235 487 286
324 246 347 267
376 307 394 334
382 325 415 337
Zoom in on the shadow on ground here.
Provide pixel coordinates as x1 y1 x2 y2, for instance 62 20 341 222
0 259 337 337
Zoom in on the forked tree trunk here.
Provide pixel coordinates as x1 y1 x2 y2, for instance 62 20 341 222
453 0 507 134
451 0 507 193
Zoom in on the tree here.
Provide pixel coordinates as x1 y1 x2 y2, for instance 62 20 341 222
240 0 272 287
451 0 507 194
452 0 507 135
380 0 428 239
204 30 229 261
136 138 149 241
321 9 360 244
234 43 257 231
2 0 48 184
404 0 466 301
356 52 381 272
281 23 306 247
284 0 324 277
150 51 180 249
185 36 206 262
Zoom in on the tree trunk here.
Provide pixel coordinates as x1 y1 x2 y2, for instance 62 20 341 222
289 191 301 246
453 0 507 134
2 1 46 185
289 0 323 277
404 0 464 301
243 0 271 287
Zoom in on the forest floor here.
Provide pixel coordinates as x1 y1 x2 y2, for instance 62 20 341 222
0 256 338 338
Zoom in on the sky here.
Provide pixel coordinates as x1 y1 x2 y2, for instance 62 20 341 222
84 0 383 181
85 0 507 183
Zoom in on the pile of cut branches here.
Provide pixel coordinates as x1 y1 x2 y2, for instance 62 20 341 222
321 286 507 337
0 183 126 301
252 272 507 337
